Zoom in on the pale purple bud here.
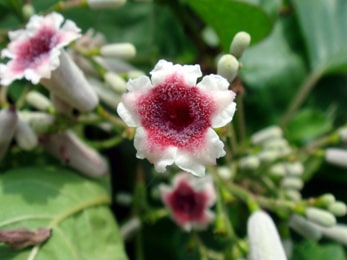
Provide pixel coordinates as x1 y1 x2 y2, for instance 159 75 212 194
40 50 99 112
14 116 38 150
0 107 18 159
247 210 287 260
40 131 109 177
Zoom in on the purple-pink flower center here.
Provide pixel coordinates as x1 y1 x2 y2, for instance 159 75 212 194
15 27 56 70
168 181 207 222
137 74 215 149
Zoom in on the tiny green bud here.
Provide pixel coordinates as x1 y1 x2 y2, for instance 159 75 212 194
230 31 251 58
281 177 303 190
217 54 239 83
289 214 322 240
239 155 260 170
305 207 336 227
87 0 126 9
317 193 336 207
26 91 52 111
100 43 136 60
269 163 286 177
251 125 283 145
22 4 35 20
328 201 347 217
285 189 302 201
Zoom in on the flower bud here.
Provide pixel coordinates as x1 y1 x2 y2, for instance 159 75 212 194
251 126 282 145
328 201 347 217
289 214 322 240
19 112 54 133
284 189 302 201
318 224 347 246
217 166 233 180
247 210 287 260
14 116 38 151
100 43 136 60
40 131 109 177
317 193 336 207
26 91 52 111
285 162 304 176
305 207 336 227
40 50 99 112
258 150 279 162
87 0 126 9
0 107 18 159
90 78 121 109
281 177 303 190
217 54 239 83
22 4 35 20
104 72 127 93
325 148 347 168
229 31 251 58
338 127 347 142
269 163 286 177
50 94 73 115
115 192 133 206
239 155 260 170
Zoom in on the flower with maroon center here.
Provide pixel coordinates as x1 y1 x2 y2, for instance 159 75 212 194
0 12 80 85
160 173 216 231
117 59 236 176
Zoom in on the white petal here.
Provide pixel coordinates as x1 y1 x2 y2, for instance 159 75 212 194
150 59 202 86
127 75 152 92
197 74 230 91
212 100 237 128
134 127 177 172
175 153 206 177
117 102 140 127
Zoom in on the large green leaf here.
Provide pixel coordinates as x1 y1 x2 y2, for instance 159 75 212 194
0 167 128 260
292 0 347 74
184 0 273 51
291 240 346 260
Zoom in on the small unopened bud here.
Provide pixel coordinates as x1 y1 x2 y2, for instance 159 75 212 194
269 163 286 177
247 211 287 260
87 0 126 9
284 189 302 201
251 126 283 145
26 91 52 111
239 155 260 170
40 131 109 177
281 177 303 190
90 78 121 109
230 31 251 58
115 192 133 206
104 72 127 93
14 116 38 151
22 4 35 20
217 54 239 83
258 150 279 162
317 193 336 207
285 162 304 176
19 112 54 133
338 127 347 142
217 166 233 180
50 94 73 115
306 207 336 227
289 214 322 240
120 217 141 242
0 107 18 159
40 50 99 112
325 148 347 168
328 201 347 217
100 43 136 60
318 224 347 246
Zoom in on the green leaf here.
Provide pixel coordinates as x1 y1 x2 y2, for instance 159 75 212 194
292 0 347 74
184 0 273 51
238 0 282 19
0 167 128 260
285 109 333 143
291 240 346 260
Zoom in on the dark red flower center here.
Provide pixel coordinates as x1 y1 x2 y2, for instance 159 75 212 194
137 74 215 150
15 26 56 70
167 181 207 222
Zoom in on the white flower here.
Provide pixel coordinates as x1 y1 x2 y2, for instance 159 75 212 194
159 173 216 231
117 59 236 176
0 12 80 85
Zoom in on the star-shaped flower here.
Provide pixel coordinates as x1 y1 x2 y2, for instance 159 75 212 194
117 59 236 176
159 173 216 231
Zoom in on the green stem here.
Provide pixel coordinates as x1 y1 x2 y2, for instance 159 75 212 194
235 94 246 146
87 135 123 150
280 71 322 128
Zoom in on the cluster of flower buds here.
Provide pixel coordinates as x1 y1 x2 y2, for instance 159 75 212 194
216 31 251 83
289 193 347 244
238 126 292 171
